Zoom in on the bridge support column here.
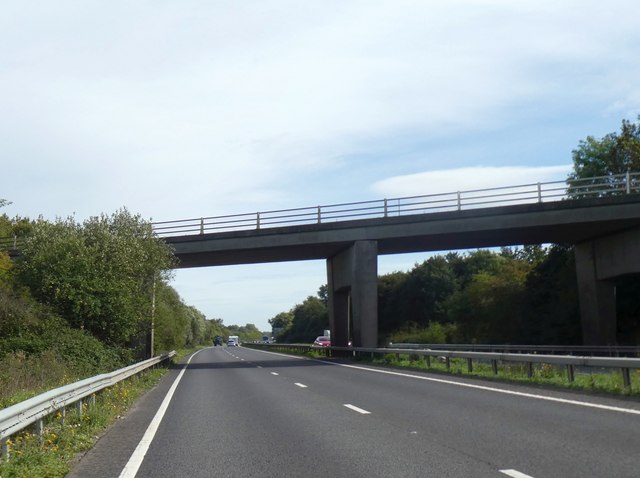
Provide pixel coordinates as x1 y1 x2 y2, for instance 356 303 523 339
574 242 617 346
574 226 640 345
327 241 378 348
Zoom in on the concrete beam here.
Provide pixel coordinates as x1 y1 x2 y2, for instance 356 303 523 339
592 226 640 280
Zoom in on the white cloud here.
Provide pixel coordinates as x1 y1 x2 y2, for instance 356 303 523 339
370 165 573 197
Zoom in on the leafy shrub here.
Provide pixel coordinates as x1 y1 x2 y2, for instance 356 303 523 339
387 321 457 345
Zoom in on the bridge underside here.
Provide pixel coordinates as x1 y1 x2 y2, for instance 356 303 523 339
166 196 640 346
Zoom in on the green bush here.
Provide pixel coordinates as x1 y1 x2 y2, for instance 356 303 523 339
387 321 456 345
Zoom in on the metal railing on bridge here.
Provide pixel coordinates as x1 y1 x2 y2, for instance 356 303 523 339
151 171 640 238
1 172 638 248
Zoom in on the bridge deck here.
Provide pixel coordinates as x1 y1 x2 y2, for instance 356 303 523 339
165 195 640 268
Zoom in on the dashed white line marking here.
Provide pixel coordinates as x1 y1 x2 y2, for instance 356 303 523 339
270 372 279 376
344 404 371 415
256 365 263 368
500 470 535 478
294 383 308 388
249 347 640 416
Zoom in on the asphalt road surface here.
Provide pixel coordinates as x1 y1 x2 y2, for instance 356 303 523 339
67 346 640 478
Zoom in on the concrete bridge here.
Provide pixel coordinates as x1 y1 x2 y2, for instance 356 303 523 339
155 174 640 347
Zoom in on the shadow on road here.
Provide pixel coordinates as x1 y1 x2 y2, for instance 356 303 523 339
173 356 333 371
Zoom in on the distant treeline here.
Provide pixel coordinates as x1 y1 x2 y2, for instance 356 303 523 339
271 245 640 346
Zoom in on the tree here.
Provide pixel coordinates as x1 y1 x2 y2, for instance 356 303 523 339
448 255 530 343
280 296 328 343
378 271 409 335
225 323 263 342
568 116 640 195
15 209 175 347
268 311 294 339
520 245 581 344
400 256 457 327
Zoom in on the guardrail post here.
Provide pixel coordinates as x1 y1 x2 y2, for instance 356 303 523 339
466 358 473 373
1 438 9 462
526 362 533 378
200 218 204 235
445 357 451 370
622 368 631 389
566 364 575 382
491 359 498 375
384 199 388 217
256 212 261 230
36 418 44 438
456 192 462 211
626 170 631 194
317 206 321 224
424 355 431 368
76 399 83 417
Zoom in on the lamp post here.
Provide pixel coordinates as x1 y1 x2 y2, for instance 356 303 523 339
150 274 156 358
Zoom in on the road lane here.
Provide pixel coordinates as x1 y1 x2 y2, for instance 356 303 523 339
132 347 500 477
238 347 640 477
68 346 640 477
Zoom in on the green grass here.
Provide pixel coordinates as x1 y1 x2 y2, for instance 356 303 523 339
0 345 214 478
361 353 640 396
248 344 640 396
0 365 170 478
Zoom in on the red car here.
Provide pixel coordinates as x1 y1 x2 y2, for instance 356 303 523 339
313 336 331 347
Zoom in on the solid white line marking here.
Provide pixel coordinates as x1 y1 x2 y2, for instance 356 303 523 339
344 404 371 414
119 349 205 478
500 469 535 478
270 372 279 376
294 383 308 388
331 363 640 416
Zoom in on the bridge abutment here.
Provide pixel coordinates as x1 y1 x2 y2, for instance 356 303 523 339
327 241 378 348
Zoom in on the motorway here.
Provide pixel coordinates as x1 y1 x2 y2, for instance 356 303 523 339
68 346 640 478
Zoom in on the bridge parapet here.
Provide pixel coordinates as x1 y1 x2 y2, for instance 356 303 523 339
151 172 640 238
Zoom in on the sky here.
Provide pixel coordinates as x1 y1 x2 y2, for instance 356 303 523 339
2 1 639 332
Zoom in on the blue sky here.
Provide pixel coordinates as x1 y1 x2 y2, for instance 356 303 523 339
2 1 639 331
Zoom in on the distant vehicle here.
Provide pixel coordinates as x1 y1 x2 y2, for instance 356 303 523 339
214 336 223 346
313 336 331 347
227 335 239 346
262 335 270 344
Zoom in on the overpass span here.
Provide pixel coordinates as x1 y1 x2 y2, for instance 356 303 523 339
154 173 640 348
160 194 640 268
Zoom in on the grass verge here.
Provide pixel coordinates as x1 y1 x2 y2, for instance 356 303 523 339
251 345 640 397
0 345 206 478
360 353 640 396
